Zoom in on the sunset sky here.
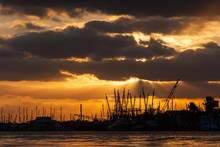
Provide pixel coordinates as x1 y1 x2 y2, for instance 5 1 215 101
1 0 220 117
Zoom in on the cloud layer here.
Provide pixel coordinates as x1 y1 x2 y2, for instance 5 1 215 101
85 17 189 34
2 26 176 60
1 0 220 17
1 1 220 99
0 33 220 82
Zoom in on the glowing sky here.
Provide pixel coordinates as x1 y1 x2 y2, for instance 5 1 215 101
1 0 220 116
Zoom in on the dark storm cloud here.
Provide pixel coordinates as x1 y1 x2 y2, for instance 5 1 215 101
0 19 219 82
0 48 25 58
0 38 4 44
1 0 220 17
2 27 176 60
0 58 67 81
0 42 220 82
61 41 220 81
85 17 188 34
0 4 49 17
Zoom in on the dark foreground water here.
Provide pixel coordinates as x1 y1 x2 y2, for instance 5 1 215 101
0 132 219 146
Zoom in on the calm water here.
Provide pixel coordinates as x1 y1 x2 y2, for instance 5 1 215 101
0 132 219 146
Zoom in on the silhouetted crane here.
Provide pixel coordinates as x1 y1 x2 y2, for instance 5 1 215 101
162 79 181 111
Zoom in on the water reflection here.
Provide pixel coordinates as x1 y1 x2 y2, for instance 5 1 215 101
0 132 219 146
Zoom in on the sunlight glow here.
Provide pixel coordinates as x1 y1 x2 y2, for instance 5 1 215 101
65 57 91 63
61 71 140 86
208 81 220 84
135 58 147 62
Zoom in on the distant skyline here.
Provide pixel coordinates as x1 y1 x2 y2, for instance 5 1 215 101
0 0 220 115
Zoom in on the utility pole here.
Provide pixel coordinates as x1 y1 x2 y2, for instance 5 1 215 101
139 90 142 113
18 106 21 123
60 106 63 121
102 104 105 119
0 107 3 123
80 104 83 121
105 94 111 118
152 88 155 109
35 105 38 118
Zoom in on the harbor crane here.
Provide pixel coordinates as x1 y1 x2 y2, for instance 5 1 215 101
162 78 181 111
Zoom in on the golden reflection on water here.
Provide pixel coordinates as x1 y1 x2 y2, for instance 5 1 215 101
0 132 220 146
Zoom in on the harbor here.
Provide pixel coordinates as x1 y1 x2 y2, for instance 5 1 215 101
0 80 219 131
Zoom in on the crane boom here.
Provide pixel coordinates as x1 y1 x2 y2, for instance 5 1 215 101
162 79 181 111
170 79 181 111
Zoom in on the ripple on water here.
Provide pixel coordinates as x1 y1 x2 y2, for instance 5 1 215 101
0 131 219 146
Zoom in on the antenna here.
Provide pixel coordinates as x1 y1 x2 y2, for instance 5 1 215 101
152 88 155 109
